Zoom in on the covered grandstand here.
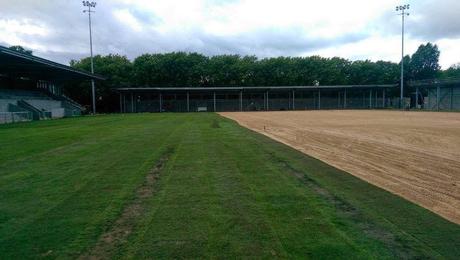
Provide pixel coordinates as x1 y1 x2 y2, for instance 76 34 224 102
0 45 104 123
409 78 460 111
116 85 398 113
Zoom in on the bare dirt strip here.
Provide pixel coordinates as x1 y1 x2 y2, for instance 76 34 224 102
80 149 173 260
219 110 460 224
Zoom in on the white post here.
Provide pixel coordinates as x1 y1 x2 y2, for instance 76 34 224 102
400 8 406 109
83 2 97 114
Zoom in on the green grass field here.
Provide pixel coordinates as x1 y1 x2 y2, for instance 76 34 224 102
0 113 459 259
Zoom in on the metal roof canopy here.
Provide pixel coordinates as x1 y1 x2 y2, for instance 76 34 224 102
409 78 460 88
116 84 397 92
0 45 105 81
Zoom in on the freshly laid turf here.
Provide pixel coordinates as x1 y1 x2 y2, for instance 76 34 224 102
0 113 458 259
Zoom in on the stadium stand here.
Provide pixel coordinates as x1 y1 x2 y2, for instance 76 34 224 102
0 45 104 124
409 78 460 111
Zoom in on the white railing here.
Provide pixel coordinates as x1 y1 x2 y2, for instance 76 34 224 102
0 112 33 124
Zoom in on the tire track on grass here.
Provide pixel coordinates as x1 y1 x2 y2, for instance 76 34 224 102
265 151 436 259
0 123 175 246
79 147 175 260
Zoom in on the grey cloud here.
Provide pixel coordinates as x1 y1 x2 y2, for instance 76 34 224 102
189 28 367 58
2 0 456 65
409 0 460 40
376 0 460 41
0 0 370 64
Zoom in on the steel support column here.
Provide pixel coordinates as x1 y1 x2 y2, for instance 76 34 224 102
344 89 347 108
123 93 126 113
266 91 269 110
369 89 372 108
131 92 134 113
289 91 291 110
292 90 295 110
383 89 386 108
159 93 162 112
187 91 190 112
338 91 341 108
239 91 243 111
437 86 440 111
213 92 216 112
264 92 267 110
375 89 378 108
119 93 123 113
318 89 321 110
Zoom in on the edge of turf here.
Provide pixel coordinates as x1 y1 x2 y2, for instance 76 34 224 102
218 113 460 258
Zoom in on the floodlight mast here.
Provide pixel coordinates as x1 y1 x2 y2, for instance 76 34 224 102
396 4 410 109
83 1 97 114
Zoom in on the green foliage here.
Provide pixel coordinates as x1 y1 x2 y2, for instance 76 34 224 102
68 54 132 112
409 43 441 80
132 52 208 87
8 45 33 55
442 63 460 79
0 114 458 258
67 42 454 112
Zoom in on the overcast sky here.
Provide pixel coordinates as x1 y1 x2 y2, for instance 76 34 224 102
0 0 459 68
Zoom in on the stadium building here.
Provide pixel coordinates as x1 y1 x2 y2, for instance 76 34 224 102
409 78 460 111
116 85 398 113
0 46 104 124
2 44 460 124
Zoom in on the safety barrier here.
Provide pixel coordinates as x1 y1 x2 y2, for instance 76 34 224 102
0 111 33 124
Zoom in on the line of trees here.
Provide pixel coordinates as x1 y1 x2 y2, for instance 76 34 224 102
65 42 458 112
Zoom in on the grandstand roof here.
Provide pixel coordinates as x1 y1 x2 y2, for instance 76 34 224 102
409 78 460 87
116 84 397 92
0 45 105 81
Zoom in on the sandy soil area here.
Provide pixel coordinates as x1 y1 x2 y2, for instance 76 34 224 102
220 110 460 224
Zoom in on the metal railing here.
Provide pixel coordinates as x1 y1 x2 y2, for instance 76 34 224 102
0 112 33 124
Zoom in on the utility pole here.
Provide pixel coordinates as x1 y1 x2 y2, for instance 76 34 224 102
83 1 97 114
396 4 410 109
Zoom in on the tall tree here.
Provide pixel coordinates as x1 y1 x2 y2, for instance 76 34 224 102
410 43 441 80
132 52 208 87
66 50 440 112
442 63 460 79
8 45 33 55
69 54 133 112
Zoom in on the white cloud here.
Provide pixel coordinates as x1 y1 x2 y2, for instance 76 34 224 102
113 9 143 32
437 38 460 68
0 0 458 68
